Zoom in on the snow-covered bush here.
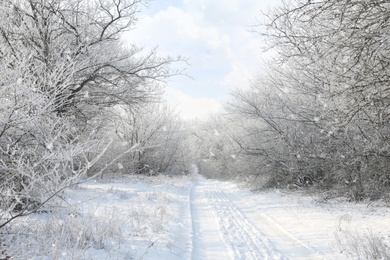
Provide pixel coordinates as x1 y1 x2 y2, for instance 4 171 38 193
100 103 191 176
2 207 125 259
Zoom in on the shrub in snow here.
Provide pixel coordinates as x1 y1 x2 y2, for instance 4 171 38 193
335 214 390 259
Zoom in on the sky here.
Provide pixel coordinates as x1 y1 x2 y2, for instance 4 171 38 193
124 0 278 120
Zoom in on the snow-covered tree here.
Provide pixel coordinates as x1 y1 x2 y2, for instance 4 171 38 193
0 0 180 111
0 37 108 228
0 0 181 228
103 103 191 175
230 0 390 198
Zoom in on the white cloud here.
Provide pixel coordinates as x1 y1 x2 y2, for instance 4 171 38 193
166 88 223 120
123 0 279 119
125 6 231 55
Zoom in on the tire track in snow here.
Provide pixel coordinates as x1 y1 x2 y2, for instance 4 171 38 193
219 182 324 259
190 181 235 259
204 184 286 260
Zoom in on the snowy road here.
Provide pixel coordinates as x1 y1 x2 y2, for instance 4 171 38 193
7 175 389 259
190 179 323 260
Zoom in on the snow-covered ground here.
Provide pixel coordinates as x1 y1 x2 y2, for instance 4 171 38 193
2 174 390 259
190 179 390 259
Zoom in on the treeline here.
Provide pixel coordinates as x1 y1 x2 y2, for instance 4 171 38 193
193 0 389 202
0 0 189 228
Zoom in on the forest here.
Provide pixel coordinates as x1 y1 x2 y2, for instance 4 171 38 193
0 0 389 247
